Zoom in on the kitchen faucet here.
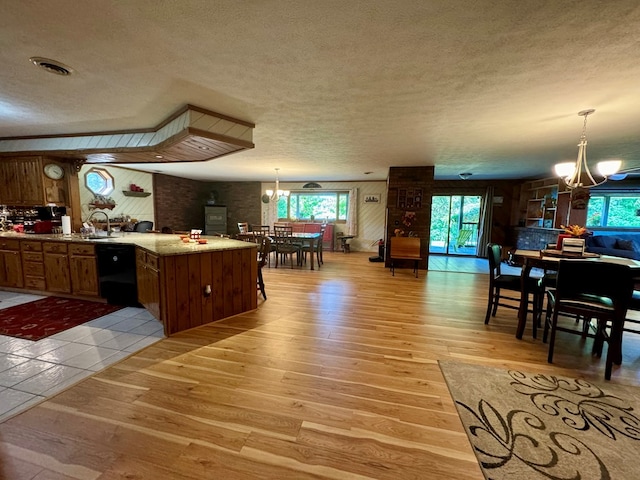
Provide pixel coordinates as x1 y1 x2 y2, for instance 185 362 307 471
87 210 111 236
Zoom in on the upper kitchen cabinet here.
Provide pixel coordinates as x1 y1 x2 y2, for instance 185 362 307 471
0 157 70 206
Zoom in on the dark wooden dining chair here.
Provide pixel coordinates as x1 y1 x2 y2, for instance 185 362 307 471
485 243 545 337
543 259 634 380
257 235 271 299
273 225 301 268
624 289 640 338
302 225 325 267
255 225 275 266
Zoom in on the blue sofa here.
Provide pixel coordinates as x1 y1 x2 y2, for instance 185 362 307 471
585 233 640 260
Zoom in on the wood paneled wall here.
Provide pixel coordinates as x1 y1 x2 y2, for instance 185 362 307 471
161 247 257 335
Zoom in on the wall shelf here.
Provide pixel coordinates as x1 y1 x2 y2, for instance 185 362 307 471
89 203 116 210
122 190 151 197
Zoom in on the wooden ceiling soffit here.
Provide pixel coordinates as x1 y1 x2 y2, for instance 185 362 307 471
0 105 254 164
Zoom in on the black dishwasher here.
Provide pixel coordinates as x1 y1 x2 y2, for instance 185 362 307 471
96 244 140 306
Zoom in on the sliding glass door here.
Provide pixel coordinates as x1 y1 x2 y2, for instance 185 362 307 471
430 195 481 255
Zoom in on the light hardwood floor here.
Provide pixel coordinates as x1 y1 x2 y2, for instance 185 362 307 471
2 251 640 480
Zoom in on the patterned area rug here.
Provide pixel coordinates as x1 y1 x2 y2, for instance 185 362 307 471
0 297 123 341
439 360 640 480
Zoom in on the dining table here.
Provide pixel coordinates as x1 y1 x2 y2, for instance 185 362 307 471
236 231 324 270
512 249 640 339
291 232 323 270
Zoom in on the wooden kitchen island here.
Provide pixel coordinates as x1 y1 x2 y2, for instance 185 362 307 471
0 232 257 336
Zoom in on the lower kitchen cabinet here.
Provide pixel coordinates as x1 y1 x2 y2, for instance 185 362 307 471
0 239 23 288
21 240 45 290
43 242 71 294
136 248 160 320
69 243 99 297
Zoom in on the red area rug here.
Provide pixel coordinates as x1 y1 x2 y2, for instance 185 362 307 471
0 297 124 341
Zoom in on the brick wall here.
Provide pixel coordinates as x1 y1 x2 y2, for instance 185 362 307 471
508 227 561 251
207 182 261 235
153 174 261 234
386 166 434 269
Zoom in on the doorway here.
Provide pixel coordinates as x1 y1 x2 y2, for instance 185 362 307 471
429 195 481 255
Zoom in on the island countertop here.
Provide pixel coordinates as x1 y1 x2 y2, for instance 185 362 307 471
0 232 255 256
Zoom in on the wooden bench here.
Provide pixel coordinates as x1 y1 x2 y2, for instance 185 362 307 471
389 237 422 277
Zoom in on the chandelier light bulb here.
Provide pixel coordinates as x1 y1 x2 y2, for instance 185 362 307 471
596 160 621 177
554 162 575 179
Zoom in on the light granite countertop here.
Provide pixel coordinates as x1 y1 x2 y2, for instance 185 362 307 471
0 232 255 256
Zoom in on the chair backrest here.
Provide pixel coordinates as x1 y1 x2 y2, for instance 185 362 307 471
258 235 271 268
556 259 634 313
257 225 271 236
273 226 297 252
390 237 421 258
273 225 293 238
134 221 153 232
486 243 503 278
237 222 249 234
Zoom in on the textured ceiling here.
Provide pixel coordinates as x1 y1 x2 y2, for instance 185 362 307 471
1 1 640 182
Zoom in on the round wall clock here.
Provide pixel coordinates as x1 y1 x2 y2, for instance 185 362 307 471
44 163 65 180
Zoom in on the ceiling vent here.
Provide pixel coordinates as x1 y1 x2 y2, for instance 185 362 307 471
29 57 74 76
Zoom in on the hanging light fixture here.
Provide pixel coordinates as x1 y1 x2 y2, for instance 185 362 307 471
265 168 290 200
554 109 621 189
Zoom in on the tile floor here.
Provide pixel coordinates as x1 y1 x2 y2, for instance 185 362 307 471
0 291 164 422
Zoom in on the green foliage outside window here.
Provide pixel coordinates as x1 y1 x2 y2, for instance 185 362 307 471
586 195 640 228
278 192 349 221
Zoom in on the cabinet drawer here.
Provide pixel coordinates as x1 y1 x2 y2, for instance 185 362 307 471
69 243 95 256
21 241 42 252
0 239 20 251
24 276 46 290
146 253 159 269
26 263 45 277
43 242 68 254
22 251 44 263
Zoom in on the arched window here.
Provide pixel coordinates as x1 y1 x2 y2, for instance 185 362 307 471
85 167 114 196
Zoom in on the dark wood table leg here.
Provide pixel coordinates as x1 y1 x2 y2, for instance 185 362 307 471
516 262 533 339
309 238 316 270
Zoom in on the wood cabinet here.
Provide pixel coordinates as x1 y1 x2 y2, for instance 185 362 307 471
0 157 71 206
160 247 257 335
0 157 45 205
21 240 45 290
136 248 160 320
516 178 571 229
43 242 71 293
69 243 99 297
0 238 23 288
0 235 257 337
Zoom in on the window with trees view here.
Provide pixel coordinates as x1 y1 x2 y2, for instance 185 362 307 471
586 194 640 228
278 191 349 221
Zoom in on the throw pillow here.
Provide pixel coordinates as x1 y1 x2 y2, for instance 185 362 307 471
616 239 635 251
590 236 605 247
